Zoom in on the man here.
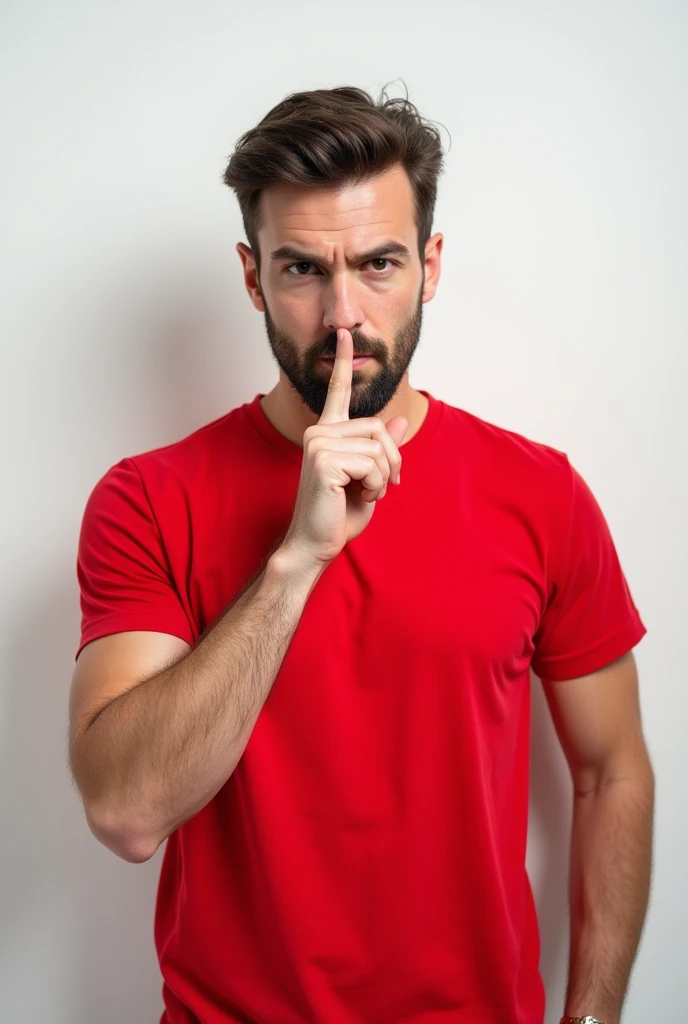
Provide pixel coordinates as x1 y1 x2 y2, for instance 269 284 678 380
69 86 654 1024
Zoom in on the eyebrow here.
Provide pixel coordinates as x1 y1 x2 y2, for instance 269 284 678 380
269 241 412 266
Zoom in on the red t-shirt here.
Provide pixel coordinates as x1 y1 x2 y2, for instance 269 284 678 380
76 390 647 1024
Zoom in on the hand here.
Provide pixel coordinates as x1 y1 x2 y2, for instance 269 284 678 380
281 327 408 568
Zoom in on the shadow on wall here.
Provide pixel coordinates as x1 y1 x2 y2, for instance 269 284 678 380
66 236 265 466
528 669 574 1024
0 246 257 1023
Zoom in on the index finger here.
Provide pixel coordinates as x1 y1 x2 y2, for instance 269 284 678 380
318 328 353 424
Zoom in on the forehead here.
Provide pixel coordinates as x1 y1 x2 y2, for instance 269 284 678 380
257 163 416 250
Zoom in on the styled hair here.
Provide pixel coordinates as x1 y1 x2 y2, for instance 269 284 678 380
222 83 446 275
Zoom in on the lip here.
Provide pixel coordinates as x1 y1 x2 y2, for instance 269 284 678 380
320 355 373 366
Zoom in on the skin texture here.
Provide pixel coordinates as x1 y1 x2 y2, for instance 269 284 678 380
236 163 443 447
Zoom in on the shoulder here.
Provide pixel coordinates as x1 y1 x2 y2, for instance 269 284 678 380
117 402 251 491
441 400 574 497
84 402 249 518
133 405 242 475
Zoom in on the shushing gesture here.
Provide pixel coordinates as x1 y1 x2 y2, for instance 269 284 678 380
282 328 408 568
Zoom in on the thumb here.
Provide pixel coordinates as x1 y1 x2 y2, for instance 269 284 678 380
385 416 409 448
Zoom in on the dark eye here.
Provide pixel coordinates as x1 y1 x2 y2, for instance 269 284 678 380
285 262 315 276
369 258 393 272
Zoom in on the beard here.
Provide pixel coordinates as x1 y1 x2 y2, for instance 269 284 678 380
260 281 425 420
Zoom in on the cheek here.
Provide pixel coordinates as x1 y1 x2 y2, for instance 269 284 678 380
369 274 419 311
277 293 324 335
266 298 326 350
371 285 419 334
264 280 314 327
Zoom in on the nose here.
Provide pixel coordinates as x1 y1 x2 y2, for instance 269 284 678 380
322 271 364 336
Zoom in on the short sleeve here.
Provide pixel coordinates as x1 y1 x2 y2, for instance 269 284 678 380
531 459 647 681
75 457 194 661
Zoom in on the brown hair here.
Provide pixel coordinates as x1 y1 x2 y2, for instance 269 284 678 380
222 83 446 276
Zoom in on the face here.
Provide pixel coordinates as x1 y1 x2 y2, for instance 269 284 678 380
237 163 442 420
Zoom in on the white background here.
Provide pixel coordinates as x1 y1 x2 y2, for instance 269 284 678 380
1 1 685 1021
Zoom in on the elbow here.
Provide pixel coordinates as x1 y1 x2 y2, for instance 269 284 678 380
70 738 164 863
85 802 161 864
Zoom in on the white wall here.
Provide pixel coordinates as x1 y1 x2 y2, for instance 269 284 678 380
1 1 685 1021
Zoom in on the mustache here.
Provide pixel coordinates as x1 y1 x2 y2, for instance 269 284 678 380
318 331 382 359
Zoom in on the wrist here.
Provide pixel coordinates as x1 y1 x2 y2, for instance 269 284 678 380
269 542 329 589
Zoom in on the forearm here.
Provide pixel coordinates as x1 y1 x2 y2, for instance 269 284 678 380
79 544 326 861
564 768 655 1024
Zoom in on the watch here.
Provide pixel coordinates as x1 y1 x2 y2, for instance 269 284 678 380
560 1017 608 1023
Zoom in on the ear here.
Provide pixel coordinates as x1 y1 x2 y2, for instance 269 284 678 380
236 242 266 312
421 232 443 303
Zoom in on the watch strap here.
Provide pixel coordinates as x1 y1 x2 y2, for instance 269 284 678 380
560 1017 607 1024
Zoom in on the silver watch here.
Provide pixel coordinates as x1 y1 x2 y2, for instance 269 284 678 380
560 1017 608 1024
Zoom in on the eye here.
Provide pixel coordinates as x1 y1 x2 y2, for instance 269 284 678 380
368 258 393 272
283 257 397 277
285 261 317 276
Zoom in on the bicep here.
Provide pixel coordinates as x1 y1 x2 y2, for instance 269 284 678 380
540 651 651 793
69 630 191 744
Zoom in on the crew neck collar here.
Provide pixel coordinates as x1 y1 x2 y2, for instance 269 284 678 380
244 389 444 466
